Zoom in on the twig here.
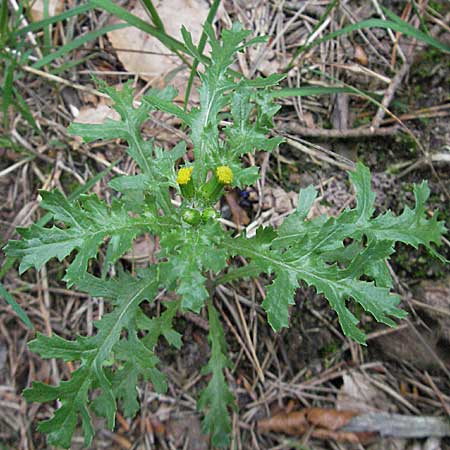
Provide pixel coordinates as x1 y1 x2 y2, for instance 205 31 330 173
283 123 399 138
283 136 355 171
343 413 450 437
371 61 412 128
370 0 406 62
22 66 109 99
424 372 450 417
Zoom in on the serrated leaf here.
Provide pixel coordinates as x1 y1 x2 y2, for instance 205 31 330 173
262 270 297 330
160 222 228 312
69 82 178 178
198 300 236 448
23 269 160 448
9 20 447 450
5 191 147 285
225 163 445 343
141 24 285 189
138 300 183 349
224 88 283 156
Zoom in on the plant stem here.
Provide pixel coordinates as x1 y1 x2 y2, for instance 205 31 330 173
183 0 221 110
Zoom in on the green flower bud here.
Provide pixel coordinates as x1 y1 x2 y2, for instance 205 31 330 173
202 207 218 222
182 208 201 225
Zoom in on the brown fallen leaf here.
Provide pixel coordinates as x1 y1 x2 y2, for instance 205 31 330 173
306 407 357 431
225 191 250 228
258 410 309 435
73 103 120 125
354 44 368 66
107 0 209 100
309 427 374 444
29 0 63 22
123 234 159 266
257 408 375 444
416 276 450 343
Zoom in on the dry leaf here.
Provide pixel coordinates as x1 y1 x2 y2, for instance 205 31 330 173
372 326 445 370
225 191 250 228
336 371 396 414
257 408 374 444
248 47 284 77
261 186 297 214
354 44 368 66
29 0 63 22
123 235 159 266
107 0 209 99
372 277 450 370
258 410 308 435
306 407 357 431
73 103 120 124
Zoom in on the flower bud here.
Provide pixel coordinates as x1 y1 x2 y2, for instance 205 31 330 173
182 208 201 225
202 207 218 222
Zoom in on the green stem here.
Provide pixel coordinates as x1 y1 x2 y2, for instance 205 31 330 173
138 0 165 31
183 0 221 110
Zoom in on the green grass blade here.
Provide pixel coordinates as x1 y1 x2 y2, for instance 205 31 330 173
13 87 39 130
302 66 401 126
183 0 221 109
269 85 361 98
43 0 52 56
32 22 128 69
0 281 34 328
13 3 92 37
0 0 8 47
2 60 15 127
139 0 165 31
408 2 430 36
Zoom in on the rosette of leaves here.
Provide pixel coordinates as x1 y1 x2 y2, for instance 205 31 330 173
4 23 446 449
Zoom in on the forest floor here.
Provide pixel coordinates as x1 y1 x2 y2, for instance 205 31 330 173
0 0 449 449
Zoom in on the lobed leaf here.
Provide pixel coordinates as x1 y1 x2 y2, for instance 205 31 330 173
225 163 446 343
5 191 148 285
24 269 161 448
160 222 228 312
198 300 236 448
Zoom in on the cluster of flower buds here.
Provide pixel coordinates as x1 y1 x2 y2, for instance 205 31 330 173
177 165 233 225
177 165 233 201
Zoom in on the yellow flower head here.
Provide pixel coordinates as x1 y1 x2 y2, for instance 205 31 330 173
216 166 233 184
177 167 193 185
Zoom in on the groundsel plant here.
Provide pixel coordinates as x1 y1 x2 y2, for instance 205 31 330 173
4 24 446 448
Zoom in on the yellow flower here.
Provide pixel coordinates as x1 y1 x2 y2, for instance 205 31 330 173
216 166 233 184
177 167 193 185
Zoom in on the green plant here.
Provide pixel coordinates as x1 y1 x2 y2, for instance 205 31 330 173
0 0 36 129
3 24 447 449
